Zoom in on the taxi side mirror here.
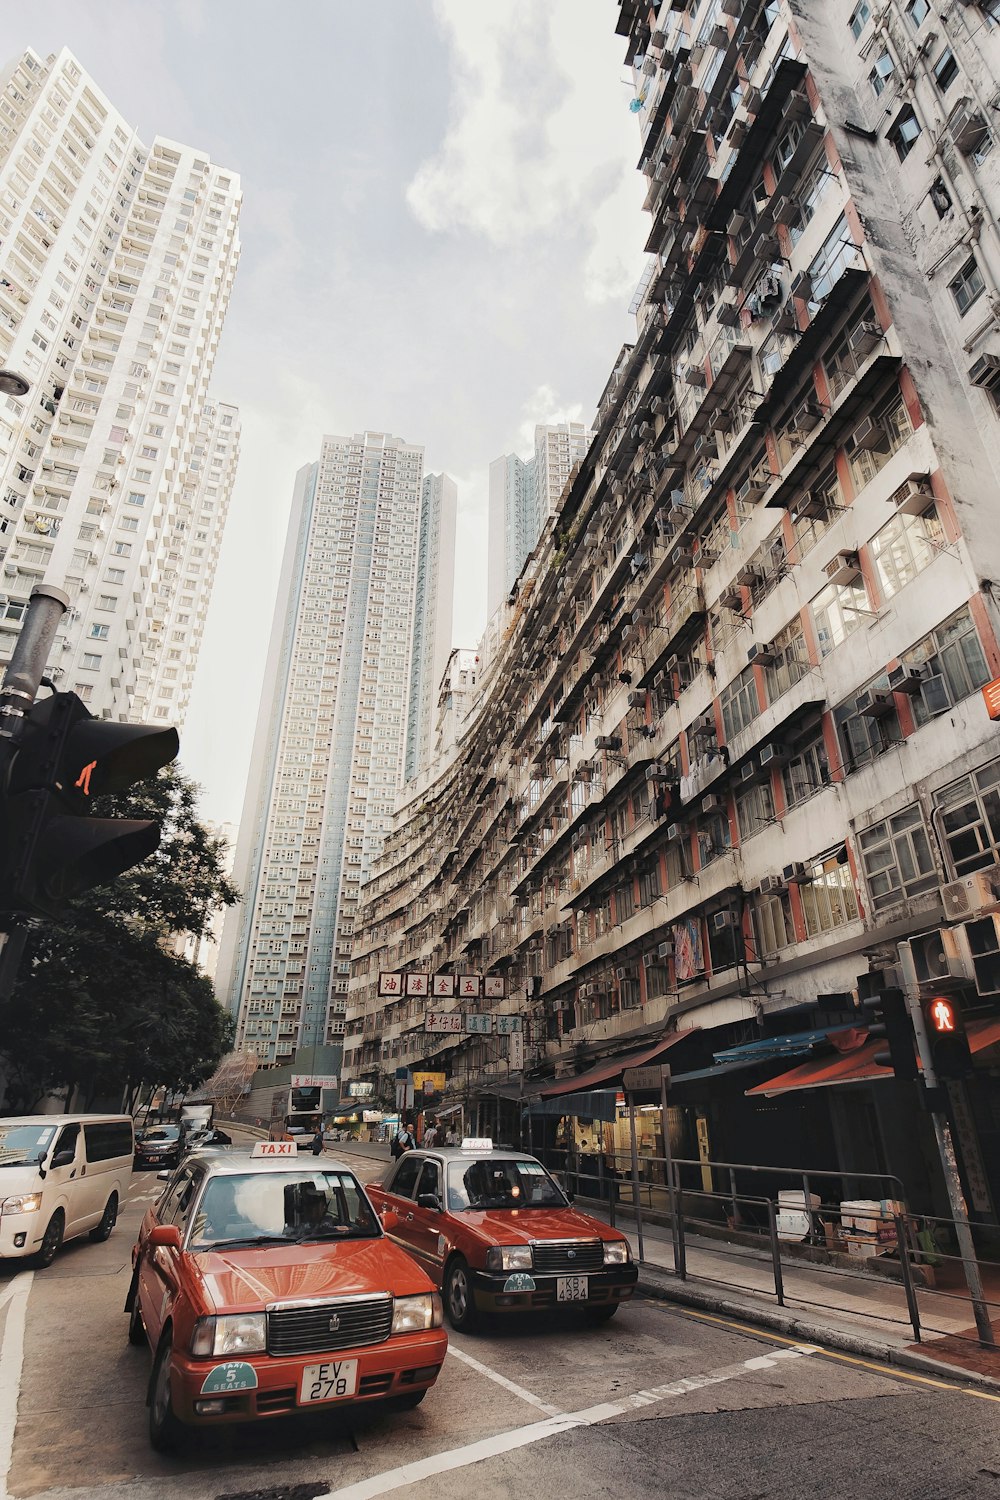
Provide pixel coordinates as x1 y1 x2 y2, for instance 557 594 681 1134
148 1224 182 1250
380 1207 399 1232
417 1193 443 1212
156 1170 171 1182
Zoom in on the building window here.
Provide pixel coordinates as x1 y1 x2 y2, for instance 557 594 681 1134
752 892 793 958
81 652 102 670
799 856 860 937
902 604 991 726
721 667 760 739
848 391 914 490
906 0 930 26
889 107 921 161
736 779 775 842
936 759 1000 877
949 257 986 317
89 623 109 640
808 216 862 301
869 508 942 601
782 732 831 809
858 805 937 911
764 615 810 700
849 1 871 39
834 674 901 773
811 578 869 656
869 50 894 96
932 48 959 92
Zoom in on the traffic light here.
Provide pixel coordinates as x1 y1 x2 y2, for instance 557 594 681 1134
858 974 919 1081
0 690 179 920
922 993 974 1080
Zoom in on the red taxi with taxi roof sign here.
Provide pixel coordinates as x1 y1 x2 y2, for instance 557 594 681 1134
126 1140 446 1450
367 1139 636 1330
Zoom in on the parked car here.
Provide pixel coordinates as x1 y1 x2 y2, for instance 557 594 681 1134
367 1140 637 1331
126 1143 447 1450
0 1115 133 1266
134 1124 185 1170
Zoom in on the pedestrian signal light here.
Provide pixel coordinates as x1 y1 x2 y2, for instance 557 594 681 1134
929 996 957 1034
921 994 973 1081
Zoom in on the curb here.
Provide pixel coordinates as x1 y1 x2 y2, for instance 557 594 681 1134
636 1265 1000 1395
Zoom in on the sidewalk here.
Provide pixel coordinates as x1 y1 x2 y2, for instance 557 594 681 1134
334 1139 1000 1392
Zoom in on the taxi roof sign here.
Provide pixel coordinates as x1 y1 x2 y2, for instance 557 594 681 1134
252 1140 297 1158
461 1137 493 1152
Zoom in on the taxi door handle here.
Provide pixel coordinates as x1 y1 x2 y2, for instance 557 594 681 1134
405 1212 414 1222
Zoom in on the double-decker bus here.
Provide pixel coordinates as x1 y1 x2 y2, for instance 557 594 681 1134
268 1086 322 1150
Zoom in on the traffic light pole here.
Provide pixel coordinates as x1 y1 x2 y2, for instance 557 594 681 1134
0 585 68 1001
905 989 995 1347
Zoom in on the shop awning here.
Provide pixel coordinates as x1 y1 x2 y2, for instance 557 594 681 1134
537 1030 696 1099
528 1090 620 1122
713 1024 863 1067
745 1038 891 1098
747 1014 1000 1098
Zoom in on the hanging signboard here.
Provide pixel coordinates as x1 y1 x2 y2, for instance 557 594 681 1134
483 976 506 999
495 1014 523 1035
425 1011 464 1033
457 974 482 998
465 1013 493 1034
378 972 404 997
432 974 456 998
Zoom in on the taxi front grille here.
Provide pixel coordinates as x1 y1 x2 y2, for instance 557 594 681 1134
267 1296 393 1356
531 1239 604 1275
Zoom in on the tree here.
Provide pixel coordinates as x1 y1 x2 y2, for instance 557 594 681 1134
0 763 239 1111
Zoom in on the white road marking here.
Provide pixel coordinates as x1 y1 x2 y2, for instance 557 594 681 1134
0 1272 33 1500
446 1344 562 1417
316 1345 818 1500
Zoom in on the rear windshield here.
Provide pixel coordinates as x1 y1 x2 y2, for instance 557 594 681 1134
0 1124 58 1167
143 1126 181 1142
189 1170 380 1249
446 1158 567 1211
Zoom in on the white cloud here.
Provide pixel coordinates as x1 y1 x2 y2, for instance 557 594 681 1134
407 0 645 303
515 383 586 449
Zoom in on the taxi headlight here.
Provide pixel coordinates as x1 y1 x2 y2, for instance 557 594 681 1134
486 1245 533 1272
190 1313 266 1358
603 1241 631 1265
391 1293 443 1334
0 1194 42 1216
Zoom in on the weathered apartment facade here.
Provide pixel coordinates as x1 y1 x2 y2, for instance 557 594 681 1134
345 0 1000 1216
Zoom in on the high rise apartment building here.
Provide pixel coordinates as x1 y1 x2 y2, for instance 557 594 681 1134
0 46 240 724
487 423 592 617
404 471 457 781
218 433 425 1068
345 1 1000 1220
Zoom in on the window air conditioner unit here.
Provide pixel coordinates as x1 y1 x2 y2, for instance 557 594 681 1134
713 910 737 930
702 793 724 813
850 416 884 452
849 321 883 357
595 735 622 752
632 607 651 625
789 270 812 300
856 688 895 718
759 742 791 767
771 194 797 226
949 98 989 154
615 966 626 981
720 585 743 611
628 690 646 709
642 951 656 969
584 529 597 546
757 874 784 895
672 545 693 566
888 664 923 695
795 489 828 522
646 764 672 781
890 473 935 515
969 352 1000 393
824 549 860 585
792 398 824 433
653 669 666 687
667 822 683 841
782 861 806 884
727 209 747 237
941 869 1000 921
747 641 777 666
741 759 757 782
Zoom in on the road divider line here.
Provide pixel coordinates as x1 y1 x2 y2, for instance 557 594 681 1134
446 1344 562 1416
317 1346 818 1499
0 1271 33 1500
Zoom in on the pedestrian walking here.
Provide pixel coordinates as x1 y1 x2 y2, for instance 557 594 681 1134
391 1120 416 1158
310 1125 324 1156
423 1120 439 1147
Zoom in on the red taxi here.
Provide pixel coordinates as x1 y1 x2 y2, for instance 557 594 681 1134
126 1142 447 1451
368 1140 637 1331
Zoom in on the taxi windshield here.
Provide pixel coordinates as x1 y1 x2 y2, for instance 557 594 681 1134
0 1124 57 1167
447 1158 566 1211
189 1170 380 1249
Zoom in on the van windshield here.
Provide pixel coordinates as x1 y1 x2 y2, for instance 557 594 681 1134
0 1124 58 1167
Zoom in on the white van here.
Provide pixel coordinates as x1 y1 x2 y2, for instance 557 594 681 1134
0 1114 134 1266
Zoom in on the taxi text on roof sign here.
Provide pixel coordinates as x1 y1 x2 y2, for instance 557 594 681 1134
461 1138 493 1152
251 1140 297 1157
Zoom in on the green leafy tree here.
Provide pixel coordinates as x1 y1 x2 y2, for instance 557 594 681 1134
0 764 239 1111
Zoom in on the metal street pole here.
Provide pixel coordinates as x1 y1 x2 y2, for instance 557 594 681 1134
627 1089 645 1264
904 984 995 1346
0 585 69 1001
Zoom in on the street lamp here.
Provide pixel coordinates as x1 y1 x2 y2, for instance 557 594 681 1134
0 370 30 398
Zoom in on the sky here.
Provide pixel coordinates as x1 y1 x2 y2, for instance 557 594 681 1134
9 2 648 828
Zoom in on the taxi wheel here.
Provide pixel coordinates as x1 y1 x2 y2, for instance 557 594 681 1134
389 1390 426 1410
444 1256 477 1332
584 1304 619 1324
127 1296 147 1347
149 1332 183 1453
34 1210 64 1268
90 1193 119 1242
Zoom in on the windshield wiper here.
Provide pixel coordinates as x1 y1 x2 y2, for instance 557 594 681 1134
196 1234 293 1250
295 1228 380 1242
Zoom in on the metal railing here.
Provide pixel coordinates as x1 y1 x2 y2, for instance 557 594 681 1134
533 1144 998 1350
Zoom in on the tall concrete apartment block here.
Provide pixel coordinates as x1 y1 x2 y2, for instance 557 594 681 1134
487 422 592 617
0 47 240 724
405 471 457 781
218 433 424 1068
345 2 1000 1218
